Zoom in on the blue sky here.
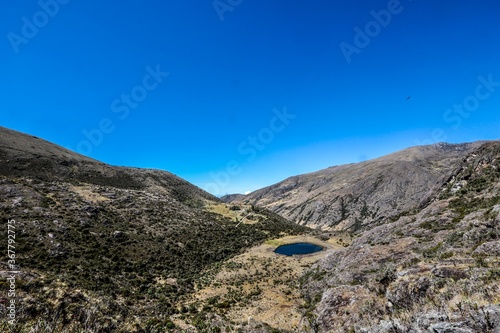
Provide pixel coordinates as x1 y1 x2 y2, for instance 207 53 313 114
2 0 500 195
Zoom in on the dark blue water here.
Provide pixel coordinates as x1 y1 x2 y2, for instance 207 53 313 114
274 243 323 256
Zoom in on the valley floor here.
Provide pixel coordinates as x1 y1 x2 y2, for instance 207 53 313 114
173 235 343 331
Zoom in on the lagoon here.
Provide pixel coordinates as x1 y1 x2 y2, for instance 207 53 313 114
274 242 323 256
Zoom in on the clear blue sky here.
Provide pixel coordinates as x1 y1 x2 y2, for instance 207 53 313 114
2 0 500 195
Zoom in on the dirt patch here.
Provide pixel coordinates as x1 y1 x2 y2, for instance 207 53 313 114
69 185 111 203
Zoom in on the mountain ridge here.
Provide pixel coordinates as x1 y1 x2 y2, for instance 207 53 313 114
0 126 218 203
225 141 495 232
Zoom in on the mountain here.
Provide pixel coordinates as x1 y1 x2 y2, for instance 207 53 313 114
0 126 215 201
225 140 500 332
0 126 308 332
1 126 499 332
220 193 246 203
299 141 500 332
228 142 487 231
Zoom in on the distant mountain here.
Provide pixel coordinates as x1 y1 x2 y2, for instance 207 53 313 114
220 193 246 203
228 142 488 231
0 126 307 332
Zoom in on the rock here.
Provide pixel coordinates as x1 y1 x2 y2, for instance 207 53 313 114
473 240 500 256
12 197 23 206
479 305 500 332
431 266 468 280
374 319 404 332
414 310 448 329
427 322 474 333
101 192 116 199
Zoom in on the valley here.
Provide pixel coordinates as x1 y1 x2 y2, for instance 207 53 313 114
0 126 499 332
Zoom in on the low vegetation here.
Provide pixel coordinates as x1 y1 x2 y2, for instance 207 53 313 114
0 175 307 332
1 128 499 332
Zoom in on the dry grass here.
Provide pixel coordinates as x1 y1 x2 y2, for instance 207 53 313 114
176 235 341 331
69 185 111 203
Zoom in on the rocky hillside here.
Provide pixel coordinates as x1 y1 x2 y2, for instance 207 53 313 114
299 141 500 332
0 126 215 203
0 126 308 332
1 126 498 333
227 142 487 231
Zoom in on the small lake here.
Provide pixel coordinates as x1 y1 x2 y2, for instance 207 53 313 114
274 243 323 256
